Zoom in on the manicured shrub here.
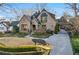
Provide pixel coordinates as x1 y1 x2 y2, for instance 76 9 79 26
70 31 79 38
55 23 60 34
0 47 37 52
13 26 19 33
0 32 5 37
0 45 37 52
46 29 53 34
16 32 28 37
32 32 51 38
9 32 28 37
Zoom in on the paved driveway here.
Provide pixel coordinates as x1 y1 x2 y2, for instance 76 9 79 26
45 29 73 55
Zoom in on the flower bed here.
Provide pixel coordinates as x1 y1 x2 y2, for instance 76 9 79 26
0 45 51 55
0 37 51 55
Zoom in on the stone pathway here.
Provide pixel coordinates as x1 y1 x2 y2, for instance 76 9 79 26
45 29 73 55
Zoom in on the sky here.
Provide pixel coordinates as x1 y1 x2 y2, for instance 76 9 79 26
0 3 74 20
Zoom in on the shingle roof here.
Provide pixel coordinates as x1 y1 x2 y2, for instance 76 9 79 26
31 11 40 19
31 9 55 20
20 15 31 22
41 9 55 19
3 21 11 26
11 21 19 26
0 22 8 28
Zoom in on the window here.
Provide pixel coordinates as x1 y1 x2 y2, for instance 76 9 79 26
42 25 46 29
21 24 27 31
41 13 48 23
22 24 27 28
23 28 27 31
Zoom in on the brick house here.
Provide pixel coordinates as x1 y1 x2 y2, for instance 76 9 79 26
31 9 56 32
18 9 56 33
19 15 31 33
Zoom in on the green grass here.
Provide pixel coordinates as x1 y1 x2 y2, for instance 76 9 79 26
71 37 79 54
0 45 51 55
0 47 37 52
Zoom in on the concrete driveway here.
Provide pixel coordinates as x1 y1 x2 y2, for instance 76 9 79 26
45 29 73 55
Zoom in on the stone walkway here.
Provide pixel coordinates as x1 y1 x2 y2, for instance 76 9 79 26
45 29 73 55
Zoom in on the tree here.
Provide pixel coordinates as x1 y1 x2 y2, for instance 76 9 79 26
55 23 60 34
0 4 23 21
13 26 19 33
63 12 68 20
35 3 47 11
0 3 13 13
66 4 79 31
66 3 79 17
0 3 20 21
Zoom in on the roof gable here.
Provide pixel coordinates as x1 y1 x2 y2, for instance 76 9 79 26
20 15 31 22
40 9 55 19
11 21 19 26
31 11 40 19
0 22 7 28
31 9 55 20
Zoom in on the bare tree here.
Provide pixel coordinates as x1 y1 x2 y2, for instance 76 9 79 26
35 3 47 11
66 3 79 17
0 3 12 13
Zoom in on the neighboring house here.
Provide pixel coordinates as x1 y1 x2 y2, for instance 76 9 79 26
31 9 56 32
11 21 19 31
19 15 31 33
11 21 19 27
0 22 7 33
3 21 12 31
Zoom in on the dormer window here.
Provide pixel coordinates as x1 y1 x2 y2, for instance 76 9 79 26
41 13 48 23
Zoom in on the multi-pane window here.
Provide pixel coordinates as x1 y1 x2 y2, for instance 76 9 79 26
42 25 46 29
41 13 48 23
21 24 27 31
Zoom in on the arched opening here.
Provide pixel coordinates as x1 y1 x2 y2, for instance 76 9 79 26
41 13 48 23
32 25 36 30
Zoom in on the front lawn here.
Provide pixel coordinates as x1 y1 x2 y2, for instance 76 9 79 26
0 37 51 55
68 32 79 54
71 37 79 54
0 46 37 52
0 45 51 55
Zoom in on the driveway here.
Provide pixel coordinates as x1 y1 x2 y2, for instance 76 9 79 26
45 29 73 55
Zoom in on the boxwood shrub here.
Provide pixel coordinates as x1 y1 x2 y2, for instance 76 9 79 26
0 46 37 52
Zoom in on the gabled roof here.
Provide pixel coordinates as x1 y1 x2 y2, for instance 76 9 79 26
41 9 55 19
31 11 40 19
31 9 55 20
0 22 8 28
3 21 11 26
11 15 31 26
48 12 55 19
11 21 19 26
20 15 31 22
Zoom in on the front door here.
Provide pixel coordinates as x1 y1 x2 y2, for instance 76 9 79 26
32 25 36 30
